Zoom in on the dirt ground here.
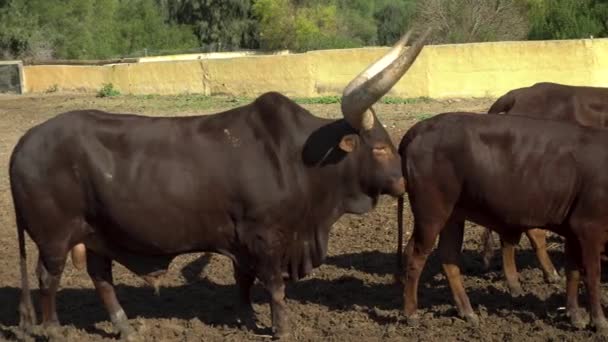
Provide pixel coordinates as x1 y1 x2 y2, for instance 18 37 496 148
0 93 604 341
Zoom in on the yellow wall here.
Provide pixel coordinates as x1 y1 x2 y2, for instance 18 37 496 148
22 38 608 99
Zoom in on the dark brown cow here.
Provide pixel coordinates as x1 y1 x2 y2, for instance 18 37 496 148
10 29 430 340
481 82 608 296
488 82 608 125
398 112 608 334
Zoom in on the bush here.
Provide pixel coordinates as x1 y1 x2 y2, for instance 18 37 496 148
97 83 120 98
527 0 608 40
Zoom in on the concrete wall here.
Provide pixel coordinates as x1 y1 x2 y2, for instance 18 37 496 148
22 38 608 99
137 49 291 63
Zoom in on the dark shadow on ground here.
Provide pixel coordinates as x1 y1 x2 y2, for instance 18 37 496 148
325 247 568 283
2 244 596 340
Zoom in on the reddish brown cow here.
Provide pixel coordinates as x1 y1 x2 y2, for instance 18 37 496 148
481 82 608 296
398 112 608 334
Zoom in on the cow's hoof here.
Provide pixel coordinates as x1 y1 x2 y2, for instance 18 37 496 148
42 319 60 329
597 326 608 337
592 318 608 335
507 283 524 297
544 271 561 284
236 307 261 331
464 313 480 326
18 301 37 333
116 322 138 342
272 328 291 340
42 320 62 339
405 314 420 327
568 309 589 329
120 329 140 342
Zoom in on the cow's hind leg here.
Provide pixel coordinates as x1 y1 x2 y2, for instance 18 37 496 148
438 219 478 325
402 181 456 324
579 236 608 334
526 228 560 283
564 238 587 329
36 250 67 329
86 250 137 341
403 218 446 324
500 232 524 297
480 228 495 271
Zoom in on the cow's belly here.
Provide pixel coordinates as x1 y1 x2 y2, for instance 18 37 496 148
464 147 579 228
87 203 236 256
460 180 576 230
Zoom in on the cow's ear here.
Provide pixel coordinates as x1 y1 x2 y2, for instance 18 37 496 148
339 134 359 153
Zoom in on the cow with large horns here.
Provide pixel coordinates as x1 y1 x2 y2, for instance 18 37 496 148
10 29 431 340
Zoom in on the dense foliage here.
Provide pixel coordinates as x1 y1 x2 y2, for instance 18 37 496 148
0 0 606 60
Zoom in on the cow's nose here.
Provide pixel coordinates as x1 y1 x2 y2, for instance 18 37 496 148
391 177 406 197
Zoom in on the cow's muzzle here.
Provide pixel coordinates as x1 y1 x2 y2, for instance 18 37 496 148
389 177 406 197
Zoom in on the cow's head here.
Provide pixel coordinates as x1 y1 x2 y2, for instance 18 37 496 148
338 28 430 200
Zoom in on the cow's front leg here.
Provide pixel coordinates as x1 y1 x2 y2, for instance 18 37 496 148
438 220 478 325
259 262 289 339
87 250 137 341
500 232 524 297
233 261 259 330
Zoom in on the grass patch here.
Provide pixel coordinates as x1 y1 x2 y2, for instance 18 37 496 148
45 84 59 93
293 96 341 104
414 113 434 121
97 83 121 98
381 96 432 104
291 95 434 105
122 93 252 112
97 93 437 113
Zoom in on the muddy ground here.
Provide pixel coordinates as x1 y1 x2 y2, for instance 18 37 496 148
0 93 604 341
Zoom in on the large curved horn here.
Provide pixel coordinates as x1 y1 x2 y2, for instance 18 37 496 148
341 27 432 131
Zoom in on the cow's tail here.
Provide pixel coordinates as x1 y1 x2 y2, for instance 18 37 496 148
10 149 37 328
396 195 405 274
488 90 516 114
15 201 36 326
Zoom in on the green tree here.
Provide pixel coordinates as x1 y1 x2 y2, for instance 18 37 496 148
0 0 198 59
0 0 50 59
114 0 198 57
528 0 608 39
161 0 258 51
253 0 296 50
253 0 362 51
374 0 417 45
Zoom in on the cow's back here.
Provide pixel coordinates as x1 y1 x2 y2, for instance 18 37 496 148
9 95 337 264
401 113 608 227
493 82 608 127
